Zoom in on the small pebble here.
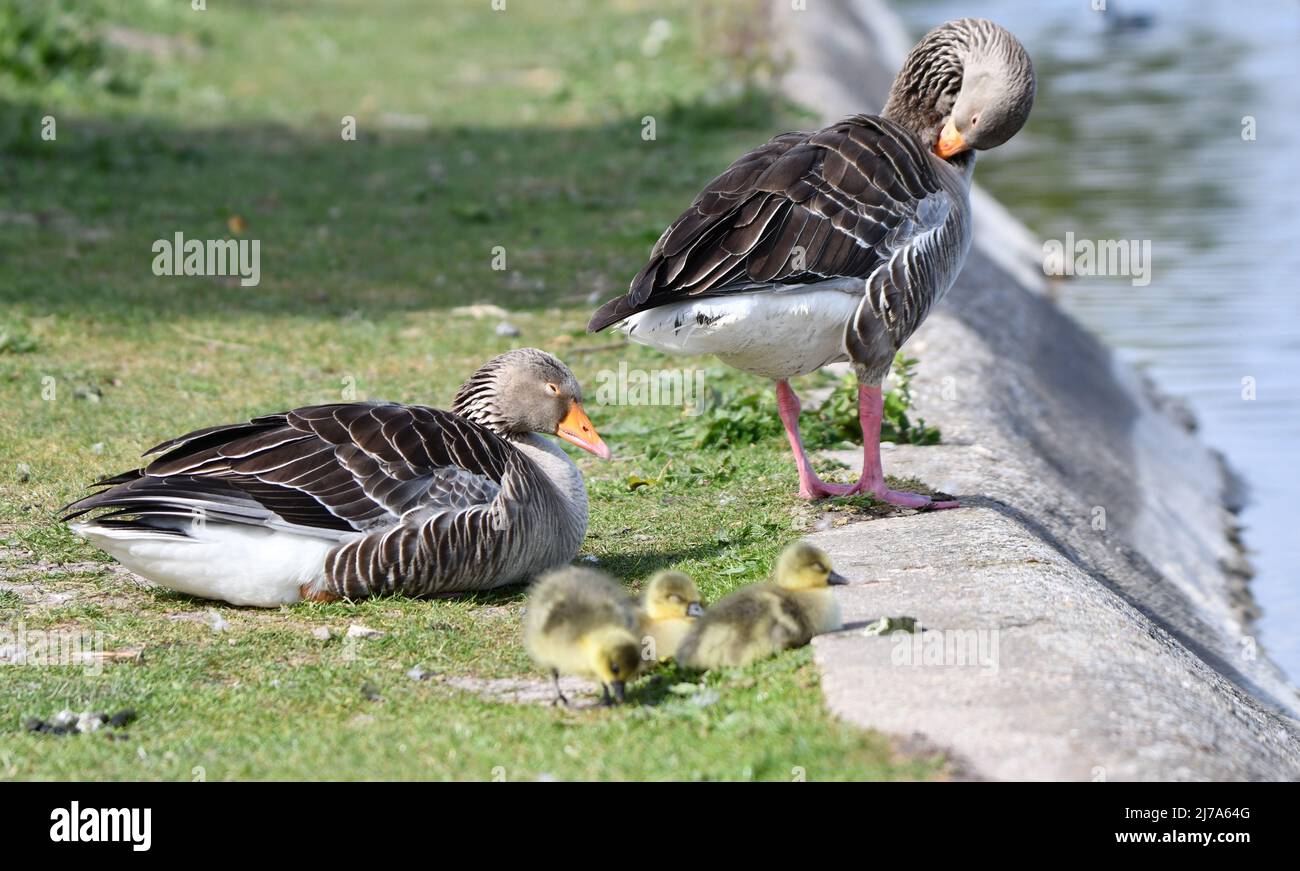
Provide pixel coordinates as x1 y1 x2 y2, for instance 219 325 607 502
90 442 104 453
406 666 429 681
108 709 137 728
25 708 136 737
76 712 104 733
346 624 384 639
861 616 919 637
15 462 31 482
360 682 382 701
312 626 332 641
495 321 521 337
206 610 230 633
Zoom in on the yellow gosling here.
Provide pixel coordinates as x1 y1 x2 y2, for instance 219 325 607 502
638 570 704 663
677 541 846 670
523 566 641 705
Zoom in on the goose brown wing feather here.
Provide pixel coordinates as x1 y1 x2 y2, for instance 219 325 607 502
588 114 949 332
64 402 515 537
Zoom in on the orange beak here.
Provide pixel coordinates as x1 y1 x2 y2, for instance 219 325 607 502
934 118 967 159
556 401 611 459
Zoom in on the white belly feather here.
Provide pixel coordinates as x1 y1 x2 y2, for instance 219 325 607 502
622 281 862 381
71 522 341 608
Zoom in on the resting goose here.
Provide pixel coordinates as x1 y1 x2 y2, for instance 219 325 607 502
589 19 1035 506
63 348 610 607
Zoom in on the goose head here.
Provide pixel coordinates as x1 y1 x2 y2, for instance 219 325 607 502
582 625 641 703
774 541 848 591
882 18 1035 161
453 347 611 459
644 571 705 621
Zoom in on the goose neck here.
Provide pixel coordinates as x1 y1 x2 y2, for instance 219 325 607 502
513 433 589 524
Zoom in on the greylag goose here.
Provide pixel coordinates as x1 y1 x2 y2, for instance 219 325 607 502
588 18 1034 506
523 565 642 706
676 541 847 670
637 570 704 663
63 348 609 607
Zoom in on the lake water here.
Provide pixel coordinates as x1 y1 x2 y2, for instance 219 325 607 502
897 0 1300 680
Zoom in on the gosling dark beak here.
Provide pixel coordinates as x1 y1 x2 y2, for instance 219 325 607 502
827 570 850 586
934 117 968 159
686 602 705 618
556 401 611 460
610 680 626 704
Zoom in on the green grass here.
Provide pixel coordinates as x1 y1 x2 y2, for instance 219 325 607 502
0 0 946 780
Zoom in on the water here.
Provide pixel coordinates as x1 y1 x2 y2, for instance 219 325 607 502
896 0 1300 679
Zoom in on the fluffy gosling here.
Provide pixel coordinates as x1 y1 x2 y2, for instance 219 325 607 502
677 541 847 670
638 571 704 663
523 566 642 706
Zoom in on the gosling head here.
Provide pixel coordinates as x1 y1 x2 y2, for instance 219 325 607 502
644 571 704 621
883 18 1035 160
452 347 610 459
774 541 849 591
582 626 641 704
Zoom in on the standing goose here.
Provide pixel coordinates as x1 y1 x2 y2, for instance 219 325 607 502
63 348 610 607
589 19 1035 506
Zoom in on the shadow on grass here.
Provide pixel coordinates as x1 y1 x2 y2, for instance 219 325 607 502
0 91 781 323
584 544 724 587
127 543 720 612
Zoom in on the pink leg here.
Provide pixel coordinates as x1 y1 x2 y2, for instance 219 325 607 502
776 380 852 500
845 384 958 510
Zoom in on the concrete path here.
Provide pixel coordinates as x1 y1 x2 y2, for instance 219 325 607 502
811 450 1300 781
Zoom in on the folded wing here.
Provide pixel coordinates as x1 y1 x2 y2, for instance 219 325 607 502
63 402 511 541
588 114 950 332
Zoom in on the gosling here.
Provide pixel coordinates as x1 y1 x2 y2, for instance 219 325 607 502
677 541 847 670
638 571 704 663
523 566 642 706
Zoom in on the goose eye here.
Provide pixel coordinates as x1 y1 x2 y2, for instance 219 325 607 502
970 114 980 127
609 663 621 675
545 383 560 395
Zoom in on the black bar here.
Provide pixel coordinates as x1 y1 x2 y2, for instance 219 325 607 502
6 783 1284 856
